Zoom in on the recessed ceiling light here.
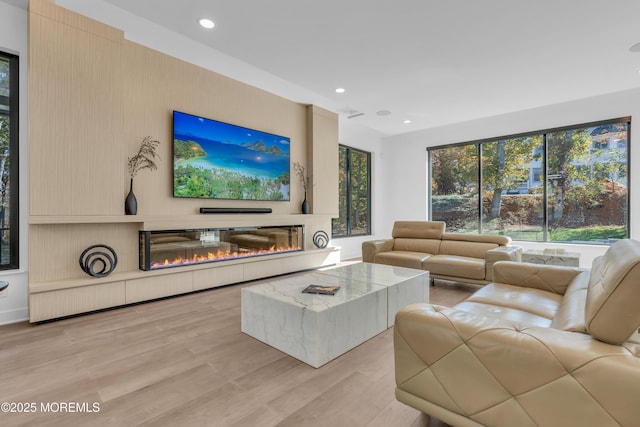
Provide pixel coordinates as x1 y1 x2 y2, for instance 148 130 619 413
198 18 215 29
403 119 412 124
335 88 345 93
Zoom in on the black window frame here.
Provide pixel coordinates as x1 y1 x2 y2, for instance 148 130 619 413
427 117 631 244
332 144 372 238
0 50 19 270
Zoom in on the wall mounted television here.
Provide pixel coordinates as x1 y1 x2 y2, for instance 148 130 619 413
173 110 291 201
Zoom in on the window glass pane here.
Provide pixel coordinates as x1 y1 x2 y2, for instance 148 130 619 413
332 145 371 237
348 149 370 235
431 145 479 233
0 55 12 266
547 123 628 243
0 57 8 105
332 146 348 236
481 135 544 240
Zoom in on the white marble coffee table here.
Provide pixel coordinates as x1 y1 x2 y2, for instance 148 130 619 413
241 262 429 368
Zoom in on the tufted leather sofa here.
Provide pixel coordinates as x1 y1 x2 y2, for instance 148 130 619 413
362 221 522 285
394 238 640 427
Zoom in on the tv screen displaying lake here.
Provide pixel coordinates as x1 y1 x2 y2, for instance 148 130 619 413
173 111 291 201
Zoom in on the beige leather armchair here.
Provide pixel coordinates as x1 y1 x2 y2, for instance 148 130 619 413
394 239 640 427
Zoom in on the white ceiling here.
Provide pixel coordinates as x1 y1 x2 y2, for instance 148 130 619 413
15 1 640 135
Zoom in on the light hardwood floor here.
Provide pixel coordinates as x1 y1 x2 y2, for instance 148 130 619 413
0 265 478 427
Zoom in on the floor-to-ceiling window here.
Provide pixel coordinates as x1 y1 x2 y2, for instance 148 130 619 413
430 144 479 233
0 51 18 269
429 118 629 244
332 145 371 237
481 134 544 239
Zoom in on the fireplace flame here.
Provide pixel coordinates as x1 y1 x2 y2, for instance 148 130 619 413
150 245 301 270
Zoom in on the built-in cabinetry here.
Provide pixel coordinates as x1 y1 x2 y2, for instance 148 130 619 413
28 214 340 322
29 244 340 322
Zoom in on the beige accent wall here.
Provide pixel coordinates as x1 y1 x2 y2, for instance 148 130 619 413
307 105 339 216
29 0 125 216
121 40 310 216
28 0 339 297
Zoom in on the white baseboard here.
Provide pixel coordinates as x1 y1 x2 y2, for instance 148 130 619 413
0 307 29 325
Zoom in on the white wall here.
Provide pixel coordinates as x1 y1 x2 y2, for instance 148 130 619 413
0 1 28 324
381 88 640 267
331 118 387 260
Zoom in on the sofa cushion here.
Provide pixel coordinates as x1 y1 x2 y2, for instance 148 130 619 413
392 221 445 239
454 282 563 327
549 270 590 332
585 239 640 345
423 255 485 280
454 301 553 328
375 251 431 270
393 238 441 254
439 240 499 259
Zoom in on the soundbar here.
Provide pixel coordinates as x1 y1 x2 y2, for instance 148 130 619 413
200 207 272 214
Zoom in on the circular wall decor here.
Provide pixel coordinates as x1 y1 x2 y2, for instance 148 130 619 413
79 244 118 278
313 231 329 249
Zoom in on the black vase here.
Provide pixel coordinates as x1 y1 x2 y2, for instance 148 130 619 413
125 178 138 215
302 192 310 214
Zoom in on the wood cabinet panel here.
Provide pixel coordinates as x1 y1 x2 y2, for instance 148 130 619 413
29 281 126 322
125 272 193 304
243 259 284 282
29 223 139 283
192 264 244 291
282 249 341 274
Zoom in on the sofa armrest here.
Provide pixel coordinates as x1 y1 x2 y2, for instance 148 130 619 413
361 239 394 263
485 245 522 281
394 303 640 426
493 261 586 294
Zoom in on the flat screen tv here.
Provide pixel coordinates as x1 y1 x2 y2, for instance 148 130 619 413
172 110 291 201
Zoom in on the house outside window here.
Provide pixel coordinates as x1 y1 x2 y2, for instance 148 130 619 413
0 51 19 269
428 118 629 244
332 145 371 237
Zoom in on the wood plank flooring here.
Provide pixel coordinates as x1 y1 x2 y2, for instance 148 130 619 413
0 265 478 427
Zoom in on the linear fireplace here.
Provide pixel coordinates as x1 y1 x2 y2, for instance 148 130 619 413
139 225 304 271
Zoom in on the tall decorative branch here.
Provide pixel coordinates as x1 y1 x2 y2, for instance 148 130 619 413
128 136 160 179
293 162 311 192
